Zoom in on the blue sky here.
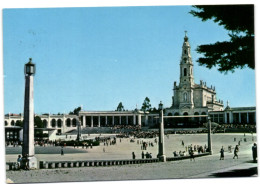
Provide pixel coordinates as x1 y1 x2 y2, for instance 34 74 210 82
3 6 256 114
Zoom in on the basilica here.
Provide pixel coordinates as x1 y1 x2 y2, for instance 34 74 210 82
165 33 224 119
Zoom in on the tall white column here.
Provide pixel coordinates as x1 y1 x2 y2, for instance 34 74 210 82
224 112 227 123
133 115 136 125
119 116 121 125
229 112 233 123
62 115 66 133
98 116 100 127
138 114 141 126
239 113 241 123
105 116 108 125
48 114 51 128
247 112 249 123
91 116 93 127
126 116 128 125
23 61 37 169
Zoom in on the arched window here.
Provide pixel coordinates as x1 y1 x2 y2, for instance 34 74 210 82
11 120 15 126
57 119 62 128
51 119 56 127
5 121 8 126
184 68 187 76
66 119 71 127
184 49 187 54
43 120 48 128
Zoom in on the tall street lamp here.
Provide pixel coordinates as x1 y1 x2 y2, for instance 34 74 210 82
157 101 166 162
22 58 38 169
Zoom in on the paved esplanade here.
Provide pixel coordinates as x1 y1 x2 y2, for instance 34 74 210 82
6 133 257 183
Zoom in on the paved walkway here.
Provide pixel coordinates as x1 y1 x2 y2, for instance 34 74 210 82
5 133 258 183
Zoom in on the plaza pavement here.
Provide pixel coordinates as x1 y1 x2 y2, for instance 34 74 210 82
5 133 258 183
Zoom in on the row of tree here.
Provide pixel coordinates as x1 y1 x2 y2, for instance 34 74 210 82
115 97 160 113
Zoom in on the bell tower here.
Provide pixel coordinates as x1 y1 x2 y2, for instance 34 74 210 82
179 31 194 87
178 31 194 109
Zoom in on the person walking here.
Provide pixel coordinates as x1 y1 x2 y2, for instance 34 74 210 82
233 145 239 159
132 152 136 159
190 149 195 161
17 155 22 170
220 146 224 160
252 143 257 163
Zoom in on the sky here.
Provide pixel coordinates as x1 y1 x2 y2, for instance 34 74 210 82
3 5 256 114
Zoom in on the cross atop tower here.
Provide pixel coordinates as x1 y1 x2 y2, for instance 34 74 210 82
185 30 187 36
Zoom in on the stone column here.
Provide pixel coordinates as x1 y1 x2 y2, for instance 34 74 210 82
62 114 66 133
247 112 249 123
239 113 241 123
119 116 121 125
105 116 108 125
83 115 86 127
91 116 93 127
133 115 136 125
157 109 166 162
126 116 128 125
22 65 37 169
224 112 227 123
98 116 100 127
229 112 233 123
48 114 51 128
138 114 141 126
207 117 213 155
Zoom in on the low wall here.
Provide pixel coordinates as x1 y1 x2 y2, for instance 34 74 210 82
6 153 210 170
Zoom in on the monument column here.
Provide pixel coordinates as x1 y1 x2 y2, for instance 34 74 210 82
105 116 108 125
207 117 213 155
22 58 37 169
157 101 166 162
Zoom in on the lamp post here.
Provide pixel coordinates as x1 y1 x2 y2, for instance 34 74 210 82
157 101 166 162
22 58 37 169
207 116 213 155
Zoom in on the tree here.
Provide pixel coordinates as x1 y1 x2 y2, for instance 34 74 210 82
190 5 254 73
141 97 152 112
69 107 82 115
116 102 125 111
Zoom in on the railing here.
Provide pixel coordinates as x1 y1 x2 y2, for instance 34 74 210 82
6 153 210 170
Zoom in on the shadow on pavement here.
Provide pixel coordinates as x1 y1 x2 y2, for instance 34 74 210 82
210 167 258 177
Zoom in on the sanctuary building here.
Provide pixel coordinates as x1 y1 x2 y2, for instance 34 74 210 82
165 33 224 125
4 33 256 141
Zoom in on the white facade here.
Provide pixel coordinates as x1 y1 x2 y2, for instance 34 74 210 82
165 33 224 120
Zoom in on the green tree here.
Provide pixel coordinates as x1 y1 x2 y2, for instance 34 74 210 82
34 116 44 138
69 107 82 115
190 5 254 73
116 102 125 111
141 97 152 112
34 116 44 128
